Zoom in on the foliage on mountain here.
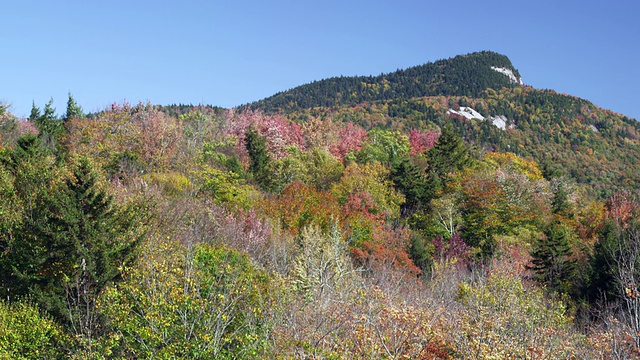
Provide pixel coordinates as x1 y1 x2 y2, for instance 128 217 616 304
246 51 521 113
278 86 640 199
2 48 640 356
64 101 183 179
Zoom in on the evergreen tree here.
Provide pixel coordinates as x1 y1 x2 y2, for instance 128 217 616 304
28 101 41 123
57 156 149 338
0 137 150 335
425 124 471 193
552 180 574 218
391 157 432 218
244 127 272 190
586 217 640 346
32 98 63 150
64 92 83 122
585 219 619 303
529 221 577 295
38 98 57 131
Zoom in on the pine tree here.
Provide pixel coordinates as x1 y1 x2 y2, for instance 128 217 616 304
391 157 432 217
425 124 471 192
28 101 41 123
57 156 149 337
0 138 150 335
32 98 63 150
244 127 271 190
529 221 577 295
64 92 83 122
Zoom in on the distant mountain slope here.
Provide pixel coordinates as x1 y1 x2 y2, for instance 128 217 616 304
240 51 638 198
246 51 522 113
283 86 640 198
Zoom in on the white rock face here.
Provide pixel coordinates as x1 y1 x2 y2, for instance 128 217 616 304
489 115 508 130
589 124 599 132
491 66 523 85
448 106 511 131
447 107 485 120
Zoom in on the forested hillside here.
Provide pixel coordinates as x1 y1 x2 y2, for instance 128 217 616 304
276 88 640 198
0 51 639 358
246 52 639 199
247 51 522 113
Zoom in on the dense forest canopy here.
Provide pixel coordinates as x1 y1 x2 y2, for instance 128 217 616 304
0 51 639 358
246 51 522 113
244 51 639 199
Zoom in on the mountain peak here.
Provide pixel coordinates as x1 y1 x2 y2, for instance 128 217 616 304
246 51 522 113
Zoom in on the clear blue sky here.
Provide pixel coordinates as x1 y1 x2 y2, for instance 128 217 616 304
2 1 639 120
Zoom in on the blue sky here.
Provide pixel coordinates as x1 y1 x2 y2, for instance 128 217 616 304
2 1 639 120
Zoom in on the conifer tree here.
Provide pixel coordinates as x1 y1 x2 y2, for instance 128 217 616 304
0 137 149 335
425 124 471 193
31 98 63 150
244 127 272 190
391 157 432 217
64 92 83 122
28 101 41 123
529 221 577 295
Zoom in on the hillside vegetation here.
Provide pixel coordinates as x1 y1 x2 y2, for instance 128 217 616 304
248 51 639 199
0 52 639 358
247 51 521 112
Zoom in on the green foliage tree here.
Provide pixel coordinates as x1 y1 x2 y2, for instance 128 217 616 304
199 165 255 208
299 148 343 191
102 240 273 359
0 299 66 359
529 221 577 295
245 127 272 190
0 136 150 338
331 161 404 219
356 128 410 165
64 92 83 122
425 124 471 193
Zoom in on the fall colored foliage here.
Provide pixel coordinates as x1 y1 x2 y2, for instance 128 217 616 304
1 83 639 358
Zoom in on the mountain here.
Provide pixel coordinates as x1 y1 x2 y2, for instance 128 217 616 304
4 51 640 358
244 51 639 199
246 51 522 113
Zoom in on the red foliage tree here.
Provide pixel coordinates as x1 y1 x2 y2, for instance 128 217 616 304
606 190 639 228
226 109 305 160
432 232 472 267
329 122 366 162
408 129 440 156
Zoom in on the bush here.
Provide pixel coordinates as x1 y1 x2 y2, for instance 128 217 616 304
0 300 66 359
